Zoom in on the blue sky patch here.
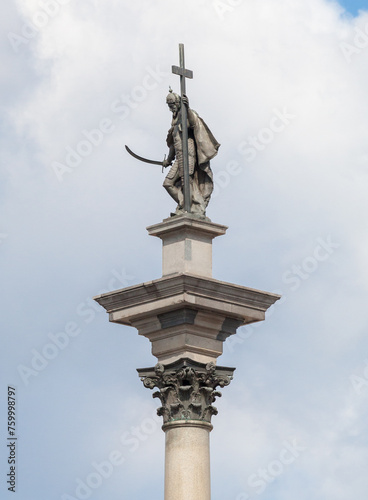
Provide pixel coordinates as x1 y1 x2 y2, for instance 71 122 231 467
337 0 368 15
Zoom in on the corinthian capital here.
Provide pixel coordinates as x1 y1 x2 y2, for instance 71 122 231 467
138 359 235 424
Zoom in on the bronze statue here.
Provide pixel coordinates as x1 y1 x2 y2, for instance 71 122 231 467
125 44 219 218
162 90 219 217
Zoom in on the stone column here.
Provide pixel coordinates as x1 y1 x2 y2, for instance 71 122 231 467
163 421 212 500
138 359 234 500
94 214 281 499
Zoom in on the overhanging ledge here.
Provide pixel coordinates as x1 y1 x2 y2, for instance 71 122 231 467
94 273 280 325
94 273 281 364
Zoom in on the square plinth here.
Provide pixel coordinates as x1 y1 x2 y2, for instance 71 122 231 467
147 215 228 278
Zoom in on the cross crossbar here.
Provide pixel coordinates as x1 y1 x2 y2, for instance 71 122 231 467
172 66 193 79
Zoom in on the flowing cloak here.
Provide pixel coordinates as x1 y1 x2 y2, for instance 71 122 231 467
166 109 220 208
189 109 220 168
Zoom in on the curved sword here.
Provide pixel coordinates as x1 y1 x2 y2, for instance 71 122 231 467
125 145 168 166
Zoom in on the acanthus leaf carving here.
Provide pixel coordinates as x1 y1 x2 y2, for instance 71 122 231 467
139 360 234 424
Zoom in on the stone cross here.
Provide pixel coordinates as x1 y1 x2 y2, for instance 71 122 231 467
172 43 193 213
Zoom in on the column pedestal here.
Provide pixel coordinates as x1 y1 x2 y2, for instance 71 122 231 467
163 421 212 500
94 215 280 366
147 214 227 278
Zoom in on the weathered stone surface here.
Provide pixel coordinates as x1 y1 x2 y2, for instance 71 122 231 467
137 358 234 424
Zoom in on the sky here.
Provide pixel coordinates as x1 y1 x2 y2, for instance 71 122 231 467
1 0 368 499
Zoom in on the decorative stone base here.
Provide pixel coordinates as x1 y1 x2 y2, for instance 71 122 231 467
94 215 280 364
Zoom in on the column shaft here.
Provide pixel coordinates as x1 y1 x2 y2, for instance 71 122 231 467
164 421 212 500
